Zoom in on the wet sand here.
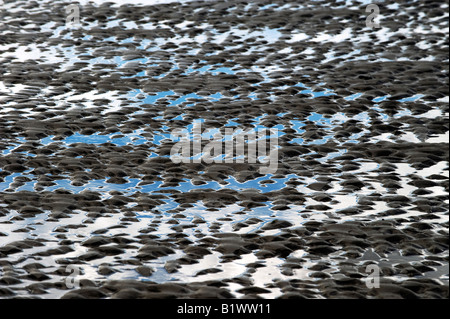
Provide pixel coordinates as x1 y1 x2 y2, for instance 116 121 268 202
0 0 448 299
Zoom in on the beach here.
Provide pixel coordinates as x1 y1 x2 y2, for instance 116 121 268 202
0 0 448 299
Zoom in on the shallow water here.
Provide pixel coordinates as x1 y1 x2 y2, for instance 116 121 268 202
0 0 448 299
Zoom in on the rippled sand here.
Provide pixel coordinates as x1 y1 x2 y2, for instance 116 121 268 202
0 0 448 299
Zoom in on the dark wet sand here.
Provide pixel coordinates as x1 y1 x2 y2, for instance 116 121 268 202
0 0 448 299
